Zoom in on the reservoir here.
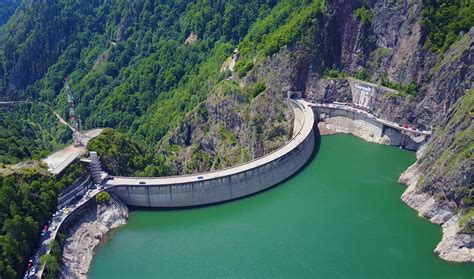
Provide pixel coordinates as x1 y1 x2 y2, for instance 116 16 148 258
89 135 474 278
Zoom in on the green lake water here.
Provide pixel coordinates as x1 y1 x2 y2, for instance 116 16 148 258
89 135 474 278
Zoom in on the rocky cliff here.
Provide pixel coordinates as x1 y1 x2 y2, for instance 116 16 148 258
59 196 128 278
159 79 293 174
212 0 473 262
399 90 473 262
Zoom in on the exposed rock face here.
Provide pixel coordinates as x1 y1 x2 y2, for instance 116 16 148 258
59 196 129 278
159 80 293 174
398 89 473 262
318 117 391 145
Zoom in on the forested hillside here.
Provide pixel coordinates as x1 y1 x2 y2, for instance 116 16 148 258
1 0 471 165
0 162 84 278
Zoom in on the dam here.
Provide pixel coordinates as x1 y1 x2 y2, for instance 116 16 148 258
104 99 315 207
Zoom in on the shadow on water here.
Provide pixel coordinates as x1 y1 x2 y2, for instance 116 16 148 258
129 125 322 212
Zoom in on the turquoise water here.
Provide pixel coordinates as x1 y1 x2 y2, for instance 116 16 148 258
89 135 474 278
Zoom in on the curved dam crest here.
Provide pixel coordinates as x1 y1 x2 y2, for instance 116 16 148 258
104 99 316 207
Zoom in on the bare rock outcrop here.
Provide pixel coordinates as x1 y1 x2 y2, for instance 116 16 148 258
59 196 129 278
400 162 474 262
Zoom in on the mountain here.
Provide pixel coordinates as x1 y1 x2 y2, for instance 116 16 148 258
0 0 472 277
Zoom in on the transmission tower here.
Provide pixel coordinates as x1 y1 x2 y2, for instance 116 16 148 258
63 77 82 147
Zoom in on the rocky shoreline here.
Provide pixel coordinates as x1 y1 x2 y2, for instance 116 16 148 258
59 196 129 278
399 161 474 263
320 118 473 263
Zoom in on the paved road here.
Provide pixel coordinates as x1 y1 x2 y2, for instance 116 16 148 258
104 99 314 187
306 101 432 136
29 187 102 279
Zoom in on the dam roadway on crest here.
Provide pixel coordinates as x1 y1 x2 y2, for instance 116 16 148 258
103 99 316 207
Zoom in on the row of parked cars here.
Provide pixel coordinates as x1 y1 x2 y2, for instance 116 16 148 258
24 186 104 278
24 221 52 278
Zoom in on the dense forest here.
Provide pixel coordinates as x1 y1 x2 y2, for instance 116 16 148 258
421 0 473 53
0 103 70 164
0 162 84 278
0 0 473 277
0 0 323 165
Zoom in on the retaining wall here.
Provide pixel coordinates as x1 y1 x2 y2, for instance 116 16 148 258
315 106 427 150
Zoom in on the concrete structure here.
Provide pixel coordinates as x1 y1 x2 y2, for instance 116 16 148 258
42 129 103 175
308 102 431 150
87 151 107 185
347 77 399 109
57 175 93 209
104 99 315 207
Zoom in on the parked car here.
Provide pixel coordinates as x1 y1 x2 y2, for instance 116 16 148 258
139 181 146 185
197 176 204 180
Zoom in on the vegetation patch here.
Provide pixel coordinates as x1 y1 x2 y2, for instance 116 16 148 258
96 192 112 204
322 68 347 79
354 6 373 25
459 208 474 233
245 81 267 100
368 48 390 69
40 233 64 279
354 69 370 81
421 0 474 54
380 75 418 96
87 128 172 177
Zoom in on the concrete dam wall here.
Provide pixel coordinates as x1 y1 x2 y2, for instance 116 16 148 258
104 99 315 207
315 106 428 150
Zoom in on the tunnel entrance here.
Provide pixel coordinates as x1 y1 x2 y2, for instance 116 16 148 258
287 91 302 100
